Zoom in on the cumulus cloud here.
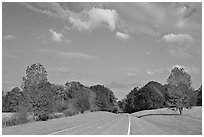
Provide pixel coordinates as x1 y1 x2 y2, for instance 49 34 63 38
162 33 197 58
162 33 193 43
116 32 130 40
23 3 119 32
49 28 64 42
69 7 118 31
3 35 16 40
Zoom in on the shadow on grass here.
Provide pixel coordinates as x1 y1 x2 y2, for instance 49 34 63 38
135 113 180 118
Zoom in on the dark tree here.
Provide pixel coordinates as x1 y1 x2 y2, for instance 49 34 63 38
196 85 202 106
123 81 166 113
65 81 97 113
90 85 117 112
2 87 25 112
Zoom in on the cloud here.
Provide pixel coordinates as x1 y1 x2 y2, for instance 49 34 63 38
3 35 16 40
147 71 155 75
124 65 199 77
127 72 137 77
49 28 63 42
38 49 98 59
21 2 201 42
20 3 163 38
145 65 199 76
162 33 197 58
105 82 129 89
171 65 199 74
21 3 64 18
22 3 119 32
69 7 118 31
175 3 201 29
105 81 143 90
121 68 143 76
162 33 193 43
58 52 97 59
53 67 74 72
116 32 130 40
53 67 89 76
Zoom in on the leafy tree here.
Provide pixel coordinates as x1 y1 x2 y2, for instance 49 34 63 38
122 81 166 113
138 81 166 110
22 63 54 121
196 85 202 106
22 63 48 89
123 87 139 113
166 66 194 115
50 84 68 112
65 81 97 113
90 85 117 112
167 67 192 88
2 87 25 112
118 100 125 112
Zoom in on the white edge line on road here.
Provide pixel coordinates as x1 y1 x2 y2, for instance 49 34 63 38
127 114 131 135
47 115 118 135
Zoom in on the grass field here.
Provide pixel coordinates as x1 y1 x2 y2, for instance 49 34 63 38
130 107 202 135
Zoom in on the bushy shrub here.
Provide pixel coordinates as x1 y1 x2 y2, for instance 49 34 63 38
49 113 64 119
112 107 119 113
2 113 29 127
36 112 49 121
63 109 78 117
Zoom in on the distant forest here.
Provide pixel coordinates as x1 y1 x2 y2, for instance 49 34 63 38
2 63 202 123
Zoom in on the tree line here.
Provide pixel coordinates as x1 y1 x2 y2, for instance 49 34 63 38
2 63 202 124
118 67 202 115
2 63 118 121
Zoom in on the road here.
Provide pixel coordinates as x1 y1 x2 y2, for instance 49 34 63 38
2 107 202 135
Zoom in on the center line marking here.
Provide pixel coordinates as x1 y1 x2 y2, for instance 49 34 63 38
47 115 119 135
127 114 131 135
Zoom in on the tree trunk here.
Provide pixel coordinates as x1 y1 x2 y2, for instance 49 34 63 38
179 107 183 115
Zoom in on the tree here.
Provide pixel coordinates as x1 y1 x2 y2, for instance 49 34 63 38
2 87 25 112
138 81 166 110
22 63 54 121
196 85 202 106
50 84 68 112
64 81 97 113
22 63 48 89
122 81 166 113
166 66 194 115
90 85 117 112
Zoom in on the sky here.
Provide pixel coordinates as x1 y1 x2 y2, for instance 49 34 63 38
2 2 202 100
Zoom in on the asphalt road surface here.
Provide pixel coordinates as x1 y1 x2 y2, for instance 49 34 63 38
2 107 202 135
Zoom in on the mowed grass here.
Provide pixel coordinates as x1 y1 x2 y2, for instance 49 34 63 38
130 107 202 135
